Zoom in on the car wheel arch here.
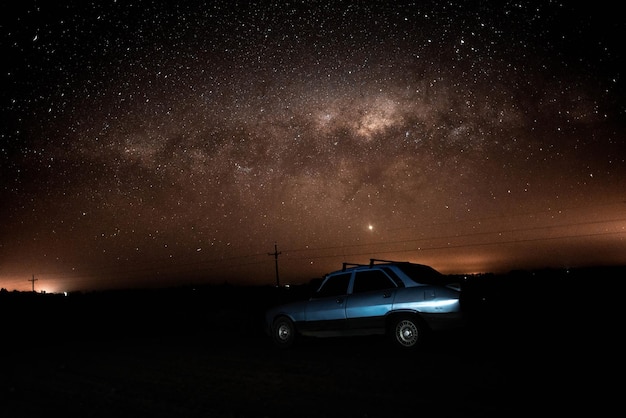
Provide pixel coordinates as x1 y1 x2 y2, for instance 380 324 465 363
385 310 428 326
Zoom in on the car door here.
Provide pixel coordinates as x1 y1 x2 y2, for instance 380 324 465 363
303 272 351 333
345 269 397 332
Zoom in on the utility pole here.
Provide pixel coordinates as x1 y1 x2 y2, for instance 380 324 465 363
268 242 281 287
28 274 38 292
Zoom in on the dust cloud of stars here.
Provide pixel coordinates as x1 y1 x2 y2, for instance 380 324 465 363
1 1 624 292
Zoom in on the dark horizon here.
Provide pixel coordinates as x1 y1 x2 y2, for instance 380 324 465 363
3 263 624 295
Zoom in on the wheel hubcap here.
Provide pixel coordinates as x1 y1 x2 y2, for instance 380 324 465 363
397 320 418 347
278 324 291 341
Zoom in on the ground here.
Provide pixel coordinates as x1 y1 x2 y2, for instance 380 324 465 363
0 268 621 417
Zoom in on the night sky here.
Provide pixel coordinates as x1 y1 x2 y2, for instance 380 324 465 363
1 1 624 293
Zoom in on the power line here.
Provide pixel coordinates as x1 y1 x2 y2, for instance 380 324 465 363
25 215 626 286
282 217 626 255
387 201 626 231
288 229 626 262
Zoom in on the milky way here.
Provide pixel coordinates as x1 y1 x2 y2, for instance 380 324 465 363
1 1 624 292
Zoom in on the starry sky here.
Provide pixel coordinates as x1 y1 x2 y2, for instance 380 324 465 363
1 1 624 292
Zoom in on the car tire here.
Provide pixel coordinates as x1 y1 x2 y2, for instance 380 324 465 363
272 316 296 348
389 315 426 349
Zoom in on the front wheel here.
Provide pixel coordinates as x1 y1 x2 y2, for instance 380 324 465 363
389 315 426 349
271 316 296 348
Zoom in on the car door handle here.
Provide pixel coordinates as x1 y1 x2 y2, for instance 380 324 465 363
336 298 344 304
382 292 391 298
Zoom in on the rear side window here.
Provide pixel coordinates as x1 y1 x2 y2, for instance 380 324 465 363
396 263 444 284
316 273 351 298
381 267 405 287
352 270 396 294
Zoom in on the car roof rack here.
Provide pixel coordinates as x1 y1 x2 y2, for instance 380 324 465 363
341 259 411 271
369 258 410 266
342 262 368 271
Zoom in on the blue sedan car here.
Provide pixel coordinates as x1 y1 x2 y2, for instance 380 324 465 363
265 259 465 349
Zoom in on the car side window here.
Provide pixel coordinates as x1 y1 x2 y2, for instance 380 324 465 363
316 273 351 298
352 270 396 294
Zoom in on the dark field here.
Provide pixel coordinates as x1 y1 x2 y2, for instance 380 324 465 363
1 267 621 417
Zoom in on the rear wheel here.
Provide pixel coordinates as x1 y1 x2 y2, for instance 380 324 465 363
389 315 426 349
272 316 296 348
